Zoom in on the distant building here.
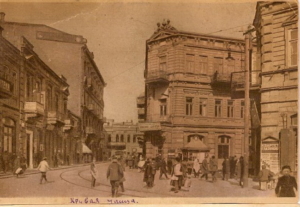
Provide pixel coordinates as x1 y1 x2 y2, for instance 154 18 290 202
103 119 143 160
0 12 106 162
142 20 260 169
253 1 298 174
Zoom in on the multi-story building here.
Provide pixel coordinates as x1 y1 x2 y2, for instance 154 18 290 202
143 20 260 169
0 26 21 162
0 12 106 161
253 1 298 174
103 119 143 160
0 25 74 168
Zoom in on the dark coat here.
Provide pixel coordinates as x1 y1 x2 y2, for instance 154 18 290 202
201 158 209 173
144 164 154 182
107 162 123 181
275 175 297 197
222 159 230 174
209 158 218 172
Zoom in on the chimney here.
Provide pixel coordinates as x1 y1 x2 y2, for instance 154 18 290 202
0 12 5 22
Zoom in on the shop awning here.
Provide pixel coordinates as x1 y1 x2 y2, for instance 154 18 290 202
182 140 210 151
82 143 92 154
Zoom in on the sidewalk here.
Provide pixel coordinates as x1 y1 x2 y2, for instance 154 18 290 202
0 162 104 179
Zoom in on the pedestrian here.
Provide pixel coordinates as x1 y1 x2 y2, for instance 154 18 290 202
134 155 139 169
275 165 297 197
159 157 169 179
167 158 173 175
118 158 125 192
236 156 244 187
200 155 209 180
181 174 192 191
37 157 51 184
13 155 21 176
209 156 218 183
137 157 146 172
90 159 98 188
2 151 9 173
66 154 70 166
222 157 230 181
127 155 133 169
258 165 274 190
106 156 123 197
143 160 153 188
172 157 183 193
229 156 234 178
150 158 157 187
193 158 200 178
155 154 162 171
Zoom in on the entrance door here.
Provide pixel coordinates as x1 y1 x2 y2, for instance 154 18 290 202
26 130 33 169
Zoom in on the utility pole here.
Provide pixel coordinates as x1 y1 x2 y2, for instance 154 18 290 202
243 25 254 188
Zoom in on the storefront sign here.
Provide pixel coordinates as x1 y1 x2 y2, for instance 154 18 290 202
261 140 279 173
138 123 161 131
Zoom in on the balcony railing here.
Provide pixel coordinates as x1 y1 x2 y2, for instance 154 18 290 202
0 72 13 99
86 126 95 134
231 70 261 91
211 71 231 85
138 108 145 115
47 111 65 125
146 70 168 83
24 92 45 119
147 114 171 123
107 142 126 147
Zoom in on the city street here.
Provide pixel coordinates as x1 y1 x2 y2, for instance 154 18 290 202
0 162 276 198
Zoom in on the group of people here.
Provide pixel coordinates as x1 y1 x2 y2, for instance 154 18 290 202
0 151 27 176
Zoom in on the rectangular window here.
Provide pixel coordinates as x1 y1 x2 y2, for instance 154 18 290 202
218 145 229 159
241 100 245 118
160 99 167 116
199 55 208 74
159 56 167 71
215 99 222 117
227 100 234 118
199 98 207 116
289 29 298 66
186 97 193 116
214 57 223 73
186 54 195 73
127 135 130 143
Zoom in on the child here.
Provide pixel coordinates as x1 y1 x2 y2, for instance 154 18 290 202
90 160 98 188
37 157 51 184
181 174 192 191
275 165 297 197
15 167 24 178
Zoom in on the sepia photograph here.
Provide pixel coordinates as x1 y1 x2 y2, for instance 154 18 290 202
0 0 298 205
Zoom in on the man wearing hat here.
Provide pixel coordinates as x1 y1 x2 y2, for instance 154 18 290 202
37 157 51 184
107 156 124 197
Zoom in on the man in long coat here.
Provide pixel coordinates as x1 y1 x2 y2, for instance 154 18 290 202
200 156 209 180
107 156 124 197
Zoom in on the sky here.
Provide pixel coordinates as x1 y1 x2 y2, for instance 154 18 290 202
0 0 258 123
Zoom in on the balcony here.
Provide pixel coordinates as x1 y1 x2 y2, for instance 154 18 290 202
138 108 145 115
47 111 65 125
0 72 13 99
146 70 169 84
63 119 74 131
137 97 145 105
87 103 94 111
147 114 171 123
86 126 95 134
211 71 231 87
231 70 261 91
107 142 126 148
24 93 45 120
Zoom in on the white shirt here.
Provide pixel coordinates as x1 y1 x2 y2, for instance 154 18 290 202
174 163 183 176
37 160 50 172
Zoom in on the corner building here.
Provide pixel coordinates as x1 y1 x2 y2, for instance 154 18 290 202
253 2 298 174
144 21 260 168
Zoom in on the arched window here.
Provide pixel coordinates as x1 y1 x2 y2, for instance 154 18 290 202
218 135 231 159
188 134 204 142
116 134 119 142
121 135 124 142
2 118 15 153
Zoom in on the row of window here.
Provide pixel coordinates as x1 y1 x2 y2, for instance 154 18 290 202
159 54 244 75
108 134 137 143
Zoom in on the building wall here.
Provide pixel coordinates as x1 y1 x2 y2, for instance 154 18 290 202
254 2 298 173
144 22 258 169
